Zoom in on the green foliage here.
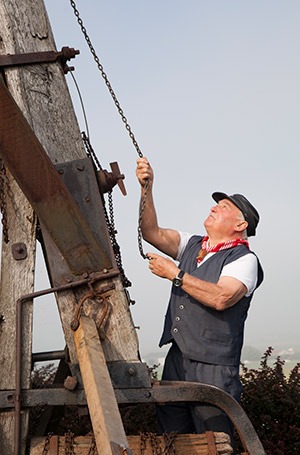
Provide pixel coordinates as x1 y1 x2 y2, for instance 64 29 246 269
240 347 300 455
31 363 57 388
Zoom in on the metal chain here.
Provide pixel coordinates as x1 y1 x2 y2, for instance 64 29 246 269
137 181 149 259
82 132 132 287
163 432 177 455
42 433 53 455
65 430 76 455
0 158 9 243
87 434 97 455
149 432 163 455
69 0 148 259
140 432 147 454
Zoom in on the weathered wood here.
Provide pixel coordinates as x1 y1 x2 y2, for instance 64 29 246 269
0 0 139 364
30 433 234 455
0 0 139 452
0 172 36 455
73 316 131 455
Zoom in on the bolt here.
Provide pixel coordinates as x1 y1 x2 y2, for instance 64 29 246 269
127 367 136 377
70 319 79 331
76 164 85 171
64 376 78 391
58 169 64 174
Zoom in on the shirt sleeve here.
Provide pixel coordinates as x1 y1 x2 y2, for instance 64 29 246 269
176 231 193 261
220 253 258 296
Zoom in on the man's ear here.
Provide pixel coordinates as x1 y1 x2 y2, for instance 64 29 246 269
236 220 248 233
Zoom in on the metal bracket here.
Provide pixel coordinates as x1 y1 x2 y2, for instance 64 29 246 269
0 46 79 74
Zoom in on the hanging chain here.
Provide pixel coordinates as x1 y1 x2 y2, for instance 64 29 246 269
65 430 76 455
163 432 177 455
0 158 9 243
69 0 149 259
42 433 53 455
87 434 97 455
82 132 132 287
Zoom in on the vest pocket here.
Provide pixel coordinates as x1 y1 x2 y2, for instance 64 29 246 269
202 328 230 344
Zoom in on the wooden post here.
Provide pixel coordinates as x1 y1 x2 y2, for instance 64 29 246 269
0 0 140 452
74 316 132 455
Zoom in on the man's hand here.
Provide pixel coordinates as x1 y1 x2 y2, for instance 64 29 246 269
147 252 179 281
136 157 153 187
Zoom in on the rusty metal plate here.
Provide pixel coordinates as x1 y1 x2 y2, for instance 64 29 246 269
41 157 117 285
0 77 114 277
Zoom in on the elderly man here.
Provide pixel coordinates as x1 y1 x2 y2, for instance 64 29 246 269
136 157 264 438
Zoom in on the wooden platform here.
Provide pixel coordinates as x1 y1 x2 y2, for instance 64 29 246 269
30 432 233 454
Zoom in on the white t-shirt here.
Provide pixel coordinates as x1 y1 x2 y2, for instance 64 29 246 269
177 232 258 297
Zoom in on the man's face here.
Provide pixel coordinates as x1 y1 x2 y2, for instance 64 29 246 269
204 198 244 237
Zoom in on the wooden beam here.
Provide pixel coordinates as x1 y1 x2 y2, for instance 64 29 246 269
0 79 113 274
73 316 132 455
0 0 140 452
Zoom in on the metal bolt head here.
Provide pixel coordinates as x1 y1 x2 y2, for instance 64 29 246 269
126 367 137 377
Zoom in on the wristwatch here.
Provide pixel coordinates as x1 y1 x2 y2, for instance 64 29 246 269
173 269 185 287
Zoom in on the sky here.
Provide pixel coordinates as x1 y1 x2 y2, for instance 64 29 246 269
32 0 300 359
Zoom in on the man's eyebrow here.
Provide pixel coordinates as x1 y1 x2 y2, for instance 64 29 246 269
219 200 232 207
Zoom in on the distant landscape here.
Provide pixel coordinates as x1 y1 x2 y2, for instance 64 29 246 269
142 344 300 377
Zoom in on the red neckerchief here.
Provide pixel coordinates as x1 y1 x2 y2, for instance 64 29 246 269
197 236 249 263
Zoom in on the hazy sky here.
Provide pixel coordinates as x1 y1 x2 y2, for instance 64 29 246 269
33 0 300 358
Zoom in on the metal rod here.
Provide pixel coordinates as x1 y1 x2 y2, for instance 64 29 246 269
32 349 67 364
14 275 106 455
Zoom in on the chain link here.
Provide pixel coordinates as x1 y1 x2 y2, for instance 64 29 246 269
87 434 97 455
42 433 53 455
163 432 177 455
69 0 148 259
0 158 9 243
65 430 76 455
139 432 177 455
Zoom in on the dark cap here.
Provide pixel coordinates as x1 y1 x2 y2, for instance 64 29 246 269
212 192 260 237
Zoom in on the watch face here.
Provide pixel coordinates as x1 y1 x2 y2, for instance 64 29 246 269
173 277 182 287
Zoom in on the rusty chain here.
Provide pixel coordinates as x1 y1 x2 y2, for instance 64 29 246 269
140 432 147 454
0 158 9 243
42 433 53 454
87 434 97 455
69 0 149 259
139 432 177 455
82 132 132 287
65 430 76 455
163 432 177 455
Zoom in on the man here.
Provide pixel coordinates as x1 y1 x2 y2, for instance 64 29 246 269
136 156 264 438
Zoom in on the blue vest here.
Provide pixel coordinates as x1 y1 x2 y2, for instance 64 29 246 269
159 235 264 366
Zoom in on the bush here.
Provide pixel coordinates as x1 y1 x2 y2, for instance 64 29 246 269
29 352 300 454
240 347 300 455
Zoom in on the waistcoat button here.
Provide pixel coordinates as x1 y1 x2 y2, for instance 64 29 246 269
173 328 178 333
179 304 184 310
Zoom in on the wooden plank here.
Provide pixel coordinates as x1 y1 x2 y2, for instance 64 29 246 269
30 433 233 455
73 316 131 455
0 172 36 454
